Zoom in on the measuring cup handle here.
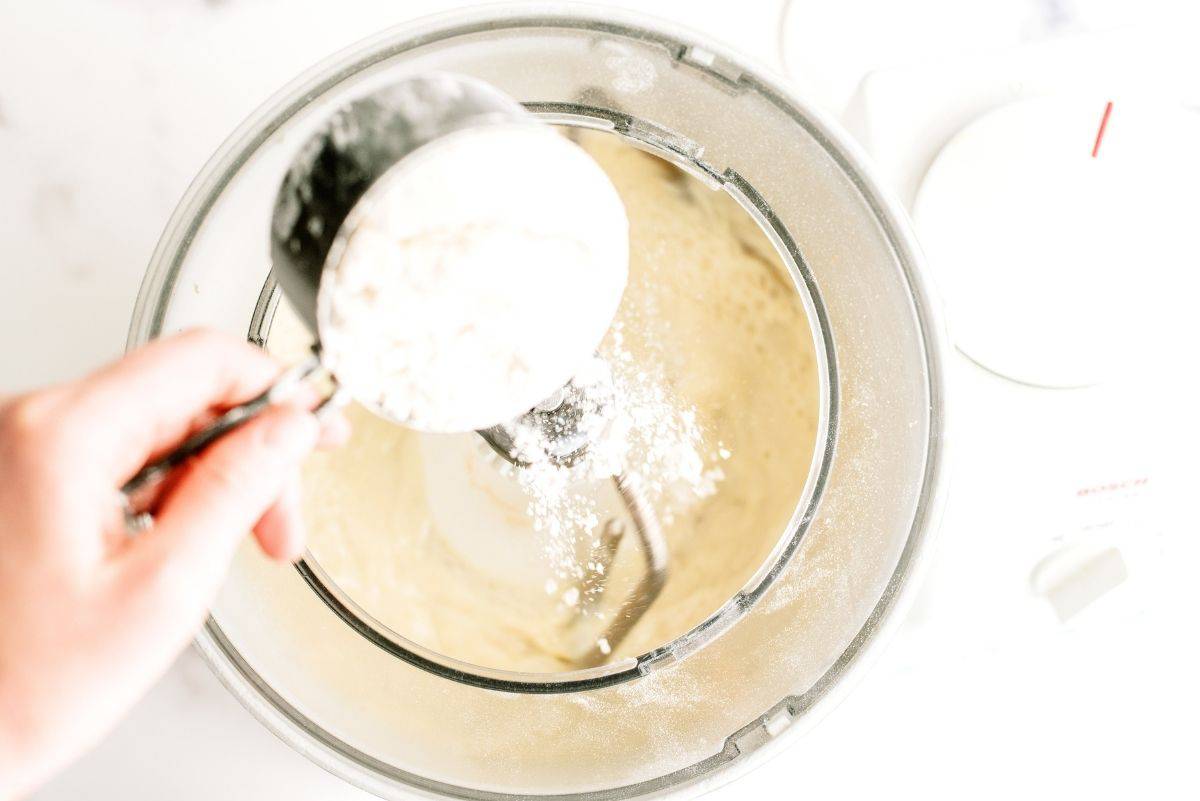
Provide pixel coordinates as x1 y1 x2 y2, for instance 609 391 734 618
120 352 330 530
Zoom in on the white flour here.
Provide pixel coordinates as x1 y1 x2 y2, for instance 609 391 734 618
500 325 726 592
318 123 629 433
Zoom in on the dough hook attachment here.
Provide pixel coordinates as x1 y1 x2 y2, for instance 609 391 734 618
478 367 669 667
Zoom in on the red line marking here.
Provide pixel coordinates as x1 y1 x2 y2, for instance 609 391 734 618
1092 101 1113 158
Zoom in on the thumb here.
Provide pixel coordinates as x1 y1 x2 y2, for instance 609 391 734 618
136 403 319 602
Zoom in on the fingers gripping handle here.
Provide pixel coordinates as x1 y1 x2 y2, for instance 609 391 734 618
119 351 342 533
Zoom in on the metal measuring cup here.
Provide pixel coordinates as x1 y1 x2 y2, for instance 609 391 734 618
121 73 532 522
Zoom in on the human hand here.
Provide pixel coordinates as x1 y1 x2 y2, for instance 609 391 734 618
0 329 348 799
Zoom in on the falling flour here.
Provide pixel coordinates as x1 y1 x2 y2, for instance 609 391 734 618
499 339 726 587
317 123 629 433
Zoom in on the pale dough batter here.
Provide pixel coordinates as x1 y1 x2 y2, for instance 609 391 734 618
269 130 820 673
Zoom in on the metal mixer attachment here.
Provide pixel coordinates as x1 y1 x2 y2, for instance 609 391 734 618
478 366 669 668
477 359 615 469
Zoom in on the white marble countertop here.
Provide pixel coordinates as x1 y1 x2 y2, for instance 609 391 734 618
4 2 1197 799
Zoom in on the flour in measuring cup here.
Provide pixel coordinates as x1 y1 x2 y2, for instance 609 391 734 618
317 124 629 434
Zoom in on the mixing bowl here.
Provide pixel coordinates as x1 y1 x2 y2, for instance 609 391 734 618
128 4 948 798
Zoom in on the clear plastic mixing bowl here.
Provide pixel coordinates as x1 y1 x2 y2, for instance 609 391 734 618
128 5 948 799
